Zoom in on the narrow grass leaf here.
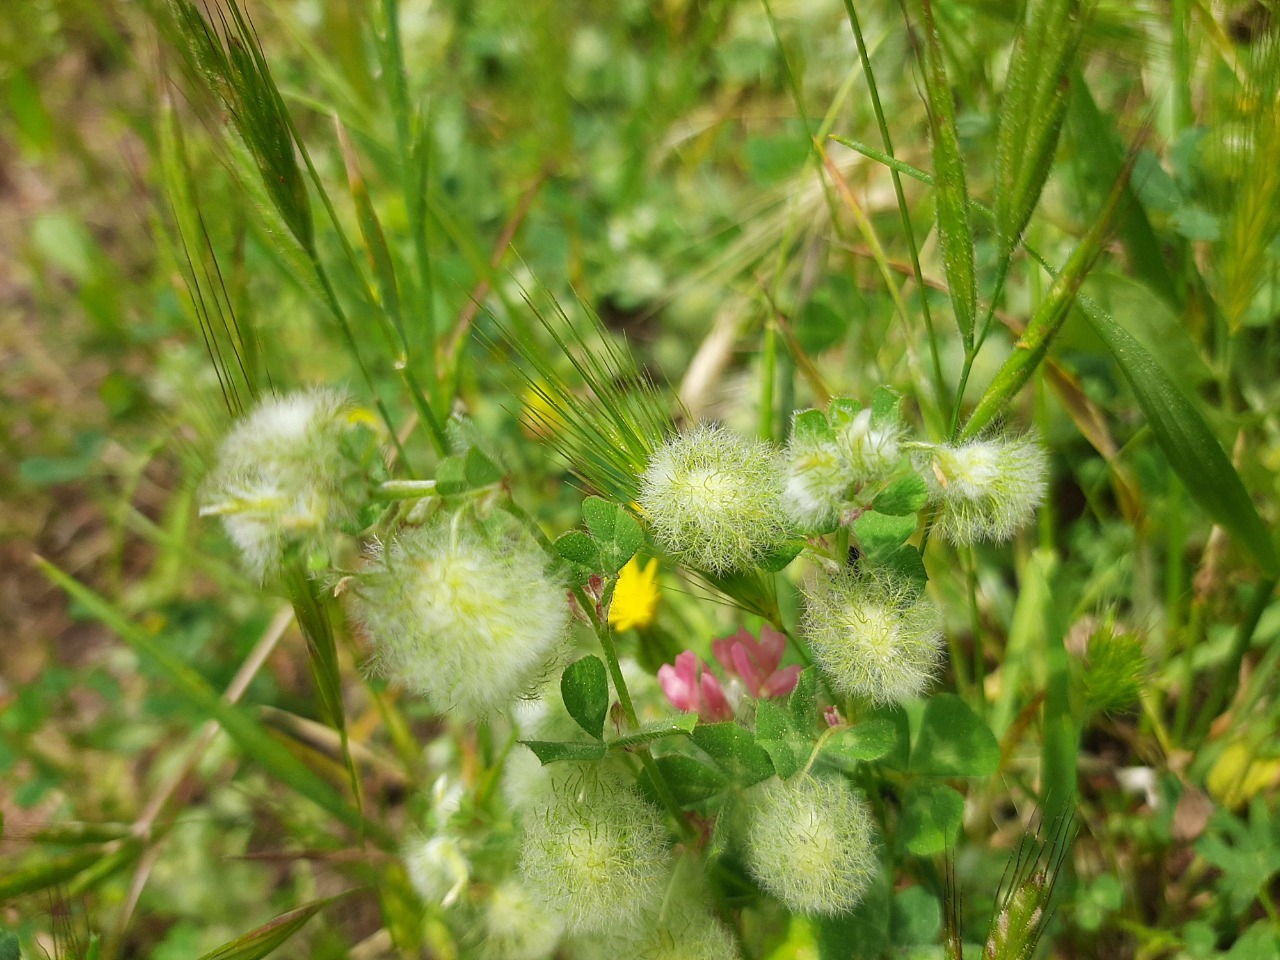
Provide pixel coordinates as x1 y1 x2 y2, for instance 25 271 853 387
1066 75 1179 305
0 848 104 905
36 558 386 844
196 893 353 960
1079 297 1278 574
282 562 362 819
336 119 405 349
918 0 976 346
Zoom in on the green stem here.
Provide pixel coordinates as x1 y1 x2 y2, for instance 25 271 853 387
400 363 450 456
840 0 948 421
967 545 986 712
575 585 692 838
759 319 778 442
948 348 976 441
974 254 1012 355
376 479 437 499
311 260 414 471
380 0 436 360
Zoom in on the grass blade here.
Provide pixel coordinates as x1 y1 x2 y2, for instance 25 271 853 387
0 848 104 905
917 0 976 348
336 118 404 350
1065 75 1180 307
1078 297 1278 574
36 558 390 846
282 562 362 828
196 893 354 960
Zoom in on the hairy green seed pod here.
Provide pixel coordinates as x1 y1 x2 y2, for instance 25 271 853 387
919 434 1047 545
801 570 943 705
519 767 670 935
744 774 877 916
639 424 791 573
350 515 568 719
200 388 382 579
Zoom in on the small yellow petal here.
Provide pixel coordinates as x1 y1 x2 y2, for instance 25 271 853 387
609 557 660 631
1207 741 1280 810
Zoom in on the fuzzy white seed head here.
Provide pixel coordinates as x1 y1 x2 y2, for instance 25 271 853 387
638 425 791 574
744 775 878 916
403 834 470 908
519 767 670 935
201 388 379 579
920 434 1048 545
350 517 569 719
782 429 850 532
625 903 740 960
834 408 903 485
801 570 943 705
480 880 564 960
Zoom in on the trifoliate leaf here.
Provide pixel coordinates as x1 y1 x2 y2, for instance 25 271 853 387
898 781 965 855
692 722 775 786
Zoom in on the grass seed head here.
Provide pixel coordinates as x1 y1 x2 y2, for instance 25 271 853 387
744 774 878 916
920 434 1047 545
350 515 569 719
639 424 791 574
519 766 671 935
801 570 944 705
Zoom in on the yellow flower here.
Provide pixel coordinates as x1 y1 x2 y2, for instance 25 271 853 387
609 557 660 631
1207 740 1280 810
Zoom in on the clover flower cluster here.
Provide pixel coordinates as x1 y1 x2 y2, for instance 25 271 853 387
917 434 1048 545
349 515 568 719
744 774 878 916
519 767 671 935
658 624 801 720
638 424 791 574
200 388 381 579
801 569 944 705
638 405 1047 573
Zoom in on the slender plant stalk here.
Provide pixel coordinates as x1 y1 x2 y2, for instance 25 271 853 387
967 546 986 712
759 319 778 442
840 0 948 422
574 586 692 838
